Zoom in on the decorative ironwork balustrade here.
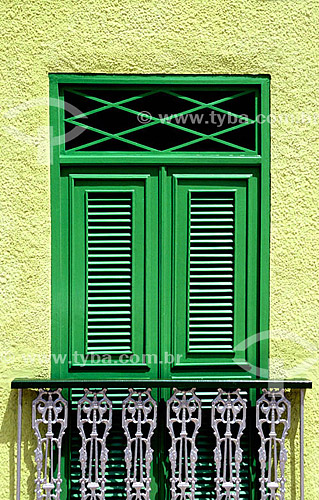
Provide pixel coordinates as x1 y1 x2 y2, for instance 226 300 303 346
211 389 247 500
167 388 201 500
77 389 112 499
256 390 291 500
122 389 157 500
12 379 311 500
32 389 68 500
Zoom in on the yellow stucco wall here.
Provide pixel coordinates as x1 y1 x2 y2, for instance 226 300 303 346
0 0 318 498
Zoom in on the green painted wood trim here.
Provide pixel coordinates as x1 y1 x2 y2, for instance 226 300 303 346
11 378 312 389
59 154 263 165
258 78 270 378
49 74 270 86
48 74 271 500
50 76 66 379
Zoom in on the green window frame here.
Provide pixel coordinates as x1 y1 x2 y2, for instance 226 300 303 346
50 74 270 382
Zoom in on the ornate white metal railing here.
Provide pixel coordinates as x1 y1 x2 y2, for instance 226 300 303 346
211 389 247 500
77 389 112 499
32 389 68 500
256 390 291 500
12 379 311 500
122 389 157 500
167 388 201 500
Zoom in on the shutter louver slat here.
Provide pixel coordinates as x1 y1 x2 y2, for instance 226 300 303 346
188 192 235 352
87 191 133 354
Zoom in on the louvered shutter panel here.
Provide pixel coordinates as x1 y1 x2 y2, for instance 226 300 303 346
166 171 258 378
69 173 158 376
86 191 133 354
188 192 235 352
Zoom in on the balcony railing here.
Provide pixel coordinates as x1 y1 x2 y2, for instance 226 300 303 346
12 379 311 500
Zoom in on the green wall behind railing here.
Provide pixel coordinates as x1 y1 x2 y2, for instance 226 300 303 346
0 0 318 498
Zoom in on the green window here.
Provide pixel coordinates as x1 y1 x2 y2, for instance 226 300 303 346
50 75 270 499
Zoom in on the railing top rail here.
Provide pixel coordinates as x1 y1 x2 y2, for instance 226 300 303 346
11 378 312 389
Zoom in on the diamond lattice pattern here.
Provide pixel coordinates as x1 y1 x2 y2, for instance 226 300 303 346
64 87 258 153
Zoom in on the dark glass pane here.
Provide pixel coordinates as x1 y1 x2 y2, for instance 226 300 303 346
63 86 258 153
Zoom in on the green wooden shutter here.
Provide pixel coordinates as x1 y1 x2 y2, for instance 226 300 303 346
68 172 158 378
163 169 259 379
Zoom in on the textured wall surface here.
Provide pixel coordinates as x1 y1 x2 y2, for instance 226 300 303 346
0 0 318 498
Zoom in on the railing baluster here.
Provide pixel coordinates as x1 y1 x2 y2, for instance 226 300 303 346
211 388 246 500
167 388 201 500
32 389 68 500
122 388 157 500
77 388 112 499
256 389 291 500
16 388 23 500
300 389 305 500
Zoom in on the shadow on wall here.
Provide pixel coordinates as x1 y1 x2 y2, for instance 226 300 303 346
0 389 37 500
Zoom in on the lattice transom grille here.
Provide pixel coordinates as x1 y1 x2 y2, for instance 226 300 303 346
63 87 258 153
